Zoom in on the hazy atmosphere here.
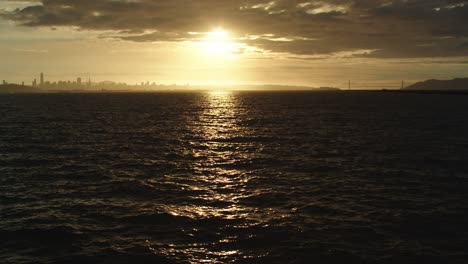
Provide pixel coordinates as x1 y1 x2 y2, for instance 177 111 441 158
2 0 468 87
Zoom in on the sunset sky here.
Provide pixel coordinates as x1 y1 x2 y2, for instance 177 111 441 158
1 0 468 88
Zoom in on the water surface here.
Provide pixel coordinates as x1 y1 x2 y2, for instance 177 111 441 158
1 91 468 263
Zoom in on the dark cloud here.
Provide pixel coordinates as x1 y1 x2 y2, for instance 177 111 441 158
3 0 468 58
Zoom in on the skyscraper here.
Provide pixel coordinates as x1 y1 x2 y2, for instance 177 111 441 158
40 72 44 87
77 77 82 86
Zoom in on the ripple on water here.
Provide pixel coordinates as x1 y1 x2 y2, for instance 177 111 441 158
1 92 468 263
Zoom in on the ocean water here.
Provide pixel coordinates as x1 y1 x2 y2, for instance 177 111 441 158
1 91 468 263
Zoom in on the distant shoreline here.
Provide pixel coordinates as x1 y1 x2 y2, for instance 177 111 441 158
1 85 468 95
380 89 468 95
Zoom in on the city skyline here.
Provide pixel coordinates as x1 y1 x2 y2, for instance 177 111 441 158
3 72 93 89
1 72 196 88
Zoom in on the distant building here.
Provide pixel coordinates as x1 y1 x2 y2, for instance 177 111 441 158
77 77 82 86
33 79 37 87
40 72 44 86
2 80 6 85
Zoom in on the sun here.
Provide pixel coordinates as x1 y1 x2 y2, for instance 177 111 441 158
187 28 244 86
206 29 228 41
198 29 236 56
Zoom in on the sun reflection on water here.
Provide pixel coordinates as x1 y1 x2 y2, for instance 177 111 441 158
208 90 232 96
188 91 250 214
148 91 263 262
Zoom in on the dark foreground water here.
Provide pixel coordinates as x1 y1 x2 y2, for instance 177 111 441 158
1 91 468 263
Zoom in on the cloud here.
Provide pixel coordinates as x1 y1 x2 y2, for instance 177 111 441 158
2 0 468 58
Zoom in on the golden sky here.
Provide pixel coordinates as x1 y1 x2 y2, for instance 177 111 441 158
1 0 468 88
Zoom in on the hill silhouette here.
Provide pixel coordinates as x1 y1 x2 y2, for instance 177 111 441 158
404 78 468 90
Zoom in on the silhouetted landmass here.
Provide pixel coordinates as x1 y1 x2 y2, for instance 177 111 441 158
404 78 468 91
0 82 336 93
319 87 341 91
1 73 340 92
382 89 468 95
0 84 37 93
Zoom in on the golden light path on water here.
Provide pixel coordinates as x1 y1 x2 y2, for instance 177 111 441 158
172 91 250 220
146 92 259 262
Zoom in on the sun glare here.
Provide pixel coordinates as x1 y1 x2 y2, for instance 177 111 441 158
198 29 236 56
206 29 229 41
187 28 244 86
